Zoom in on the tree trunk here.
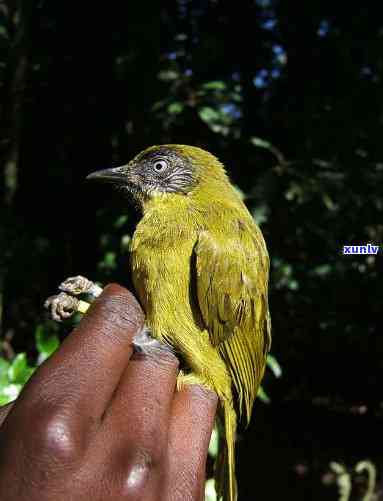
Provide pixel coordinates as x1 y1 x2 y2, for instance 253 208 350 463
0 0 30 346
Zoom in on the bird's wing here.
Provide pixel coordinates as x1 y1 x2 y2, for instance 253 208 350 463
194 224 271 423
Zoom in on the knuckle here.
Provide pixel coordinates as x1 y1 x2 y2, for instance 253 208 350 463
119 450 159 495
27 409 80 463
124 461 152 493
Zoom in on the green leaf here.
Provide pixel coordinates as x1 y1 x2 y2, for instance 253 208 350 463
198 107 220 125
99 251 117 270
121 234 131 251
208 426 219 459
202 80 226 91
205 479 217 501
312 264 332 277
252 204 269 225
0 384 22 405
8 353 27 383
114 214 129 228
157 69 179 81
0 395 11 406
257 386 271 404
0 26 9 40
0 358 10 387
232 184 245 201
288 279 299 291
167 102 184 115
100 234 111 248
35 325 59 362
322 193 338 211
0 358 10 375
211 124 229 135
8 353 34 385
266 354 282 378
250 136 272 149
151 99 166 112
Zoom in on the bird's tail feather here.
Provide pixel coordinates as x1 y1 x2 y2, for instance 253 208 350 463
215 402 238 501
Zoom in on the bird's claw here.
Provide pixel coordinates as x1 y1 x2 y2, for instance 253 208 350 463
59 275 94 295
44 292 80 322
45 275 101 322
59 275 103 299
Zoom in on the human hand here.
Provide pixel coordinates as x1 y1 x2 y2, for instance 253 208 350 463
0 284 217 501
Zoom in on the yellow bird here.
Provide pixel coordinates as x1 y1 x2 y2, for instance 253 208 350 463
87 145 271 501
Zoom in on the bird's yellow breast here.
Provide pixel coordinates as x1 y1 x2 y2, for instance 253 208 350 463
130 195 204 346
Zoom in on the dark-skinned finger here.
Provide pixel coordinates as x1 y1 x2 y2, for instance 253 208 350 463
16 284 144 423
167 385 218 501
102 342 179 457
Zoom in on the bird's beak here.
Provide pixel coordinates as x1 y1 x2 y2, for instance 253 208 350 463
86 166 127 185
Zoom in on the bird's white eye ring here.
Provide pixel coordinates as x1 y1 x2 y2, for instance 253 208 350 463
153 159 168 172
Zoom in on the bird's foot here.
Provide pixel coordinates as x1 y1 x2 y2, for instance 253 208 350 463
132 327 174 357
59 275 103 298
45 275 102 322
44 292 82 322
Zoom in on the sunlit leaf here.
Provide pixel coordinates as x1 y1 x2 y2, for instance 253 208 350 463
35 325 59 363
288 280 299 290
157 70 179 81
257 386 271 403
205 479 217 501
208 426 219 459
99 251 117 271
114 215 129 228
0 358 10 387
266 354 282 378
322 193 338 211
198 107 220 124
250 136 271 149
252 204 269 225
233 185 245 200
312 264 332 277
0 384 22 405
8 353 34 385
121 234 131 251
202 81 226 91
167 102 184 115
0 358 10 376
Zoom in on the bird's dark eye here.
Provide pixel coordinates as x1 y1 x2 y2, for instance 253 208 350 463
152 159 168 172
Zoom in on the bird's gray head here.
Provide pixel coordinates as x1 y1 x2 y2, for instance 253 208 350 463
86 145 201 201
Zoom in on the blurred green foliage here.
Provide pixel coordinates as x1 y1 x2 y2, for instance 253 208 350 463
0 325 59 405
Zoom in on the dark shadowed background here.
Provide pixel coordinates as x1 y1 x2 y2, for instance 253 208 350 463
0 1 382 499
